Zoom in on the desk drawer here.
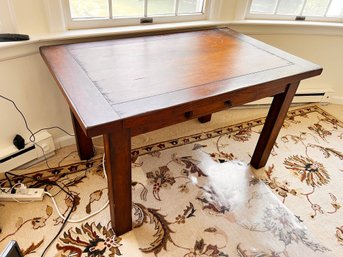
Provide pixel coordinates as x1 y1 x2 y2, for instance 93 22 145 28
126 98 232 136
124 82 288 136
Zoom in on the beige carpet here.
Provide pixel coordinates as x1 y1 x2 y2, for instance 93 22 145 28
0 105 342 257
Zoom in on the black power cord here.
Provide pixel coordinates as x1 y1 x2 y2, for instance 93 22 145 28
29 127 74 143
0 95 35 139
5 171 75 257
0 94 51 169
40 200 74 257
4 172 13 188
4 172 70 195
0 94 75 170
0 94 77 256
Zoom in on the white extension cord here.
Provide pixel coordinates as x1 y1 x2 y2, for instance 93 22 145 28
2 154 110 223
45 153 109 223
0 183 44 203
44 191 109 223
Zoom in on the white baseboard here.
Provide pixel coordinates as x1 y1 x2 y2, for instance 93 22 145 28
0 131 56 179
245 88 335 106
324 93 343 105
54 135 76 149
53 135 103 150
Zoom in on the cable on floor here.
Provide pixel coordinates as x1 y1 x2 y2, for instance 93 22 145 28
1 94 75 170
1 94 109 256
44 191 108 223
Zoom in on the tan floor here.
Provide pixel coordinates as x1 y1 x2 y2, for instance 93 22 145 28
16 103 343 174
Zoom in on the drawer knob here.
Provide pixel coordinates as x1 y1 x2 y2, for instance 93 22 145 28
225 100 232 108
184 111 193 119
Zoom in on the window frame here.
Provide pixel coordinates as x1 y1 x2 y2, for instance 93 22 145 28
62 0 210 30
245 0 343 23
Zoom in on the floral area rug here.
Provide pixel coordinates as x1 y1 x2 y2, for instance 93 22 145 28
0 105 342 257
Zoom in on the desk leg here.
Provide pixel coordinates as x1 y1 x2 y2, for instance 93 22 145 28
71 110 94 160
103 129 132 236
251 82 299 169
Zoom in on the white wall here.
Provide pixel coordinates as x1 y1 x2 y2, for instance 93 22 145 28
229 25 343 97
0 0 17 33
11 0 49 34
0 0 342 154
0 51 73 150
252 34 343 96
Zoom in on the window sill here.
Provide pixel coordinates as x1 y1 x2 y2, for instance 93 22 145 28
0 20 229 61
0 21 227 50
3 19 341 48
2 19 342 61
228 20 343 36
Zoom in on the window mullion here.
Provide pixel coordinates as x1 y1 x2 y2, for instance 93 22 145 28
324 0 333 17
65 0 208 29
175 0 180 16
144 0 148 17
202 0 208 13
247 0 343 21
108 0 113 19
273 0 281 15
300 0 308 16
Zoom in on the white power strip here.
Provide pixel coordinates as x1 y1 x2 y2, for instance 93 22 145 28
0 188 45 202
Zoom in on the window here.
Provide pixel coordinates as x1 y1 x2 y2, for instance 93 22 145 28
63 0 208 29
246 0 343 22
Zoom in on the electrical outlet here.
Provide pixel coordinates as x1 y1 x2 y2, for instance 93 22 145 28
0 188 45 202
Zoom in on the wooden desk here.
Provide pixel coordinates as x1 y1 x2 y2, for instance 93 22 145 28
40 28 322 236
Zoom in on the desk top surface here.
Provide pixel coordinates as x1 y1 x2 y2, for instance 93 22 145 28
40 28 322 135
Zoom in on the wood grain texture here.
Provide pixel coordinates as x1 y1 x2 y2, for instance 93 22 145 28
40 46 121 137
41 28 322 137
127 81 288 136
103 129 132 235
71 110 94 160
250 82 300 168
67 30 290 105
40 27 323 236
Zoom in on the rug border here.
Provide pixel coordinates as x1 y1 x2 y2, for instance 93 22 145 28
133 104 342 157
2 104 341 180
